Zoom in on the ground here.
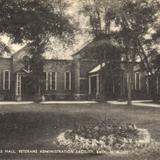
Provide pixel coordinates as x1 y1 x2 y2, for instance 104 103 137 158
0 103 160 159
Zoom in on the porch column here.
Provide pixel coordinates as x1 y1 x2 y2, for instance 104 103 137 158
15 73 22 101
146 77 149 95
120 72 123 99
157 75 159 95
89 76 91 95
10 55 14 100
96 74 100 95
74 59 81 99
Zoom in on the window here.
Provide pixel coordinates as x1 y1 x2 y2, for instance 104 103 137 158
16 73 21 96
3 70 10 90
41 72 47 91
49 72 57 90
146 77 149 94
45 72 57 90
157 74 160 95
135 72 141 90
65 71 71 90
45 72 49 90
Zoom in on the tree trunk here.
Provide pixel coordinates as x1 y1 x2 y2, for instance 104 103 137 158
127 63 133 106
99 72 103 101
30 41 45 103
150 75 159 102
127 72 132 105
10 55 14 100
99 63 106 101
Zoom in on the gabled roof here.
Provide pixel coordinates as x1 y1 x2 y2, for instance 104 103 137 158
12 45 30 62
12 44 74 62
72 38 122 60
88 63 105 74
0 41 11 58
72 41 93 57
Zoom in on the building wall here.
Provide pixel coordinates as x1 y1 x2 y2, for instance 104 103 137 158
12 46 29 72
0 56 153 101
0 58 12 100
132 64 149 99
132 71 149 99
80 60 98 77
43 60 74 100
120 70 149 100
43 59 98 100
79 60 98 95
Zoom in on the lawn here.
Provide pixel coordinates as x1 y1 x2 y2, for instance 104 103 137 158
0 103 160 159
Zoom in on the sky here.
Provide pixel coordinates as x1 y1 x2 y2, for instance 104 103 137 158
44 0 92 59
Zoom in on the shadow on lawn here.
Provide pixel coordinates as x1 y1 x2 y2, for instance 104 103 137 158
0 105 160 160
0 112 98 149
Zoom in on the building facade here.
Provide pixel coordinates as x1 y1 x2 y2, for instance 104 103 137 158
0 46 99 101
0 42 156 101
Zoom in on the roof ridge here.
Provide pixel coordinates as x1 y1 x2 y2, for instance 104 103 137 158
72 39 93 57
12 44 28 56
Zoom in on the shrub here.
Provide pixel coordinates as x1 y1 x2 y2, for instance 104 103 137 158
56 120 151 154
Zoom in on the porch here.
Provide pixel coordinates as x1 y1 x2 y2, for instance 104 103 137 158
14 69 35 101
88 63 124 100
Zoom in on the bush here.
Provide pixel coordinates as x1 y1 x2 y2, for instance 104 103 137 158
56 119 151 153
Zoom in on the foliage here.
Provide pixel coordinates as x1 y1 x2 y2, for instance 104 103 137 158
80 0 160 64
56 119 151 153
80 0 160 102
0 0 74 43
0 0 74 98
0 41 11 55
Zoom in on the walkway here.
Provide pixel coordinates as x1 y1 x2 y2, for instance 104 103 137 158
0 101 97 105
41 101 97 104
0 101 33 105
107 100 160 108
0 100 159 108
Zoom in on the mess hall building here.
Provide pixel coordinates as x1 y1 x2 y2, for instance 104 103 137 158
0 41 156 101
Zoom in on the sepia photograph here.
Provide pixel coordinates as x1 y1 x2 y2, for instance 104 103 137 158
0 0 160 159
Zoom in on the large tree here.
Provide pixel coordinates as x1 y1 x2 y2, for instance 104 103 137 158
0 0 74 101
80 0 160 104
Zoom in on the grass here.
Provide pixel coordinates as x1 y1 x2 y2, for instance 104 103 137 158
0 103 160 159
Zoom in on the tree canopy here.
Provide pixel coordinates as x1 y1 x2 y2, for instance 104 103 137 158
0 0 74 44
80 0 160 102
0 0 75 100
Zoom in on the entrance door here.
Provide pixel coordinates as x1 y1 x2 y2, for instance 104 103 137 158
91 76 97 98
105 74 121 100
113 77 121 99
21 75 35 100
